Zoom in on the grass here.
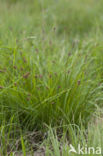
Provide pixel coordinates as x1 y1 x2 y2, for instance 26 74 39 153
0 0 103 155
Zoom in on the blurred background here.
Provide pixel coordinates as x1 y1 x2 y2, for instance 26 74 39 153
1 0 103 42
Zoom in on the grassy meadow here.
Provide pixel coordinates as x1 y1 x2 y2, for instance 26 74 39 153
0 0 103 155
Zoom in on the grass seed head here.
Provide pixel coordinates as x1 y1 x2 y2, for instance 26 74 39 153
35 48 39 53
14 82 17 86
27 97 30 101
20 67 23 71
68 70 70 74
0 86 4 89
53 27 56 32
78 80 81 85
28 93 31 97
23 72 30 79
39 74 43 79
51 101 55 105
23 57 27 63
0 70 5 73
54 72 57 76
46 86 49 90
52 60 56 64
13 66 17 69
68 52 71 56
35 75 38 79
49 74 52 78
58 85 61 89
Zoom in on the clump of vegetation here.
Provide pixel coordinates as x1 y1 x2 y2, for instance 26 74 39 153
0 0 103 155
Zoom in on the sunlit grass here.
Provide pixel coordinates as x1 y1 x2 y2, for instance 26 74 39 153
0 0 103 155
